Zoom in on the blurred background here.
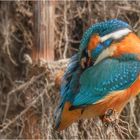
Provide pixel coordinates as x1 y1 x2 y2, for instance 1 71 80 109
0 0 140 139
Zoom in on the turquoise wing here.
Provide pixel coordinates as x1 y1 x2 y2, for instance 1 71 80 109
61 54 79 97
72 54 140 106
54 53 81 128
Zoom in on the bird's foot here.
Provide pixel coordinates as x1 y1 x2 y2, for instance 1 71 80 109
87 57 92 67
102 108 119 127
80 57 87 69
80 56 92 69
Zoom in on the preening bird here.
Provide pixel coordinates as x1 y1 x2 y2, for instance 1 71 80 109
54 19 140 131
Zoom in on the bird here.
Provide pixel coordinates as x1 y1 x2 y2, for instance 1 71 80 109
54 19 140 131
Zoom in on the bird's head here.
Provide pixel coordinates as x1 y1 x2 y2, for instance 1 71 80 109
80 19 132 66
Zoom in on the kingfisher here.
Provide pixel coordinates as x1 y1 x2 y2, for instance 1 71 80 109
54 19 140 131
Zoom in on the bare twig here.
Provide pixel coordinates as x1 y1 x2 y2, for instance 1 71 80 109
63 0 69 59
0 89 47 134
3 71 47 122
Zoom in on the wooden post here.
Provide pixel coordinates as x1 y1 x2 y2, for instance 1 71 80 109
32 0 55 63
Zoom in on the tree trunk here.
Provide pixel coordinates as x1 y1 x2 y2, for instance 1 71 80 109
32 0 55 63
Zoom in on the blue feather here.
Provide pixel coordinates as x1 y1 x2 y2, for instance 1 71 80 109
54 53 80 128
91 38 113 59
61 54 79 97
72 54 140 106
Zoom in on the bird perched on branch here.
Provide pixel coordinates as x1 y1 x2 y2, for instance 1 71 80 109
54 19 140 131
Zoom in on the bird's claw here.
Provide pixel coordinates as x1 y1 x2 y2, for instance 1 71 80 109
87 57 92 67
81 57 87 69
81 56 92 69
81 52 92 69
103 108 119 127
80 47 93 69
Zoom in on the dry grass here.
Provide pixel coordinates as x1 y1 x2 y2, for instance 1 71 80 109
0 0 139 139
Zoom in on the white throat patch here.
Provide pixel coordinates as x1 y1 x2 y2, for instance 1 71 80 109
100 28 132 43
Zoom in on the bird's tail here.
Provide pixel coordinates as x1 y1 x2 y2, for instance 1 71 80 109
54 102 82 131
54 53 81 130
54 99 64 130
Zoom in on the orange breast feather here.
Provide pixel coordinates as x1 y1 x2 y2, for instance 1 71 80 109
58 75 140 131
57 102 82 131
81 75 140 119
112 33 140 57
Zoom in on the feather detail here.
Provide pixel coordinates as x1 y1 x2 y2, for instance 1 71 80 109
56 102 81 131
54 53 80 129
